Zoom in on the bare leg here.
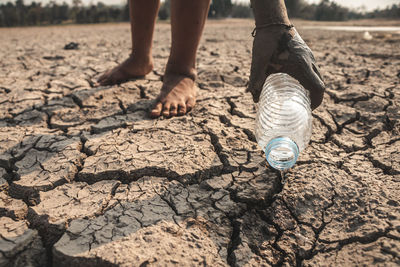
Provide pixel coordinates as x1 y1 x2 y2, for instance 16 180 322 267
98 0 159 85
150 0 211 118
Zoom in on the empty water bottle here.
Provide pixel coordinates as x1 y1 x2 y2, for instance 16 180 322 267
255 73 312 170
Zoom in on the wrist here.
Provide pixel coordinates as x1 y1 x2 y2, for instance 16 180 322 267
250 0 290 26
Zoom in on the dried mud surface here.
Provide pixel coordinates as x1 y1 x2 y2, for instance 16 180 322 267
0 20 399 266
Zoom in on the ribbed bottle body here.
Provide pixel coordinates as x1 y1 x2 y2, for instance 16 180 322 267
255 73 312 170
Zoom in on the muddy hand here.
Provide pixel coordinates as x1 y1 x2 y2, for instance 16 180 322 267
247 26 325 110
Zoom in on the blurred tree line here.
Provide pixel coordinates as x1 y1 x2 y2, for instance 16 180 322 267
283 0 399 21
0 0 399 27
0 0 130 26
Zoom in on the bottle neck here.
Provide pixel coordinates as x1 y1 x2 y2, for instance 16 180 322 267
265 137 299 170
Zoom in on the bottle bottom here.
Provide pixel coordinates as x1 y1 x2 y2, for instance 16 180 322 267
265 137 299 170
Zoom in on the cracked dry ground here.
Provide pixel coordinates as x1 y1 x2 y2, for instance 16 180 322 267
0 20 399 266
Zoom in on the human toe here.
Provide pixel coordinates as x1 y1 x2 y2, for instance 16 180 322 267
186 98 196 112
98 73 115 86
177 103 187 116
169 103 178 117
97 71 109 84
150 102 163 118
162 103 171 117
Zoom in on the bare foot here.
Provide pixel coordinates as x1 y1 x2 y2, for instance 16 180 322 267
97 54 153 85
150 74 196 118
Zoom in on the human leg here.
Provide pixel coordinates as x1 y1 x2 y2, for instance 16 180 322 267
98 0 160 85
150 0 211 118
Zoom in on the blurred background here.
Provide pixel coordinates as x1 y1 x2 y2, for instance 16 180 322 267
0 0 399 27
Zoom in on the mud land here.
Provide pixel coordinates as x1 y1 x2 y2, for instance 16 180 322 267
0 19 399 266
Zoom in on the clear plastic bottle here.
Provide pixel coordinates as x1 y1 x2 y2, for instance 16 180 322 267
255 73 312 170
